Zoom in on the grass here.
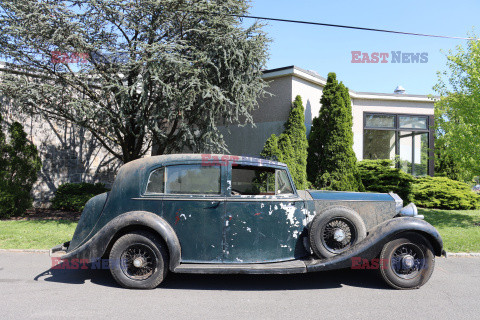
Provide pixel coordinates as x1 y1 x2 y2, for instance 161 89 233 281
0 209 479 252
420 208 480 252
0 220 77 250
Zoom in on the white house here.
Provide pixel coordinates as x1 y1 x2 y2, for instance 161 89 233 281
220 66 435 176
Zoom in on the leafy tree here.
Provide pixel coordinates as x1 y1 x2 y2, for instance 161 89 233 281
0 114 42 218
259 96 308 189
434 36 480 179
307 73 364 191
434 136 462 181
284 95 308 189
0 0 269 163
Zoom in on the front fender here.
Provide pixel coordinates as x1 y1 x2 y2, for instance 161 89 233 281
305 217 444 272
62 211 181 271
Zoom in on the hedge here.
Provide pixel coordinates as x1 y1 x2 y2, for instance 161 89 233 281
51 182 109 212
412 176 480 210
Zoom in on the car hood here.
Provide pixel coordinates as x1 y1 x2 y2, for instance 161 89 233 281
307 190 395 202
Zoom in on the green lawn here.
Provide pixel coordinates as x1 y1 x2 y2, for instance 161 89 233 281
0 220 77 250
421 208 480 252
0 209 479 252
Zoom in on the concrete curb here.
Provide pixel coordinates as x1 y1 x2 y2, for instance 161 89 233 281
445 252 480 257
0 249 49 253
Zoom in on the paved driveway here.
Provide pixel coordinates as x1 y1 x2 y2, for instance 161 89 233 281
0 251 479 319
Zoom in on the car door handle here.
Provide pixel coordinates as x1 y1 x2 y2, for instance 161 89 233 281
205 201 221 209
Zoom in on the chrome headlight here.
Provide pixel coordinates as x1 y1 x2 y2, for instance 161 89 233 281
399 203 424 219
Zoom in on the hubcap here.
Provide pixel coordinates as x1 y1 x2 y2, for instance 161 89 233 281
120 244 157 281
333 228 346 242
402 255 415 269
133 257 145 268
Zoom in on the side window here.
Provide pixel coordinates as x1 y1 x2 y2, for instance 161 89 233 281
276 169 294 195
165 165 221 195
146 167 165 194
231 166 275 195
230 166 294 196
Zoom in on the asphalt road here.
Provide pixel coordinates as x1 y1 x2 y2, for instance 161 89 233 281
0 251 479 320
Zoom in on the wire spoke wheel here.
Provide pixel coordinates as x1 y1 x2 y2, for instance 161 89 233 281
320 217 357 254
379 232 435 289
120 243 157 281
390 243 425 280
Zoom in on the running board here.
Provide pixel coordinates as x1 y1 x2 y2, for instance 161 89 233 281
173 260 307 274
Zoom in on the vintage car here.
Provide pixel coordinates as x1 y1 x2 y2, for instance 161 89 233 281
52 154 445 290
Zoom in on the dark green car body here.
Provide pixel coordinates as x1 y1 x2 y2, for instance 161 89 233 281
57 154 444 275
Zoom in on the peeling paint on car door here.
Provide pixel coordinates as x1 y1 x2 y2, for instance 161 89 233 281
223 162 308 263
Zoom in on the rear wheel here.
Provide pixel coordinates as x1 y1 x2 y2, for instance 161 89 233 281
109 231 168 289
379 232 435 289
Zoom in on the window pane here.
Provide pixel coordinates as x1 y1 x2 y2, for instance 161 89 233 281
231 166 275 195
276 170 294 195
166 165 220 195
413 133 429 176
363 130 396 160
146 168 165 194
365 114 395 128
399 132 413 174
399 116 427 129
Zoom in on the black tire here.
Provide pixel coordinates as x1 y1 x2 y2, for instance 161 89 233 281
109 231 169 289
379 232 435 290
309 206 367 258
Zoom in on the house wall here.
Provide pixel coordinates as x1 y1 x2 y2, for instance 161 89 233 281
0 100 119 205
291 76 323 136
219 75 293 156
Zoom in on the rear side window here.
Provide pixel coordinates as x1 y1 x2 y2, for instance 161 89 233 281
146 167 165 194
165 165 221 195
146 165 221 195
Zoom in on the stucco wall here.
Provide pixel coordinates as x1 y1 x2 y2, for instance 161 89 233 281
291 76 323 136
220 75 293 156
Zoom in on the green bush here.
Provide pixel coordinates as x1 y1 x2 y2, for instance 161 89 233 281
357 159 414 202
51 182 108 212
0 117 42 219
412 176 480 210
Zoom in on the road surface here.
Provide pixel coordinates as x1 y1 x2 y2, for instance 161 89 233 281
0 251 479 319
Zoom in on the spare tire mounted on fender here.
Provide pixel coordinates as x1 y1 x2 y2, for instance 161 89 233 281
309 206 367 258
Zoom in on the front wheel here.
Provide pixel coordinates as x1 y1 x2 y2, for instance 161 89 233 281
109 231 169 289
379 232 435 290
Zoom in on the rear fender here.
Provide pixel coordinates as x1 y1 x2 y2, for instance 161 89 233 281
62 211 181 271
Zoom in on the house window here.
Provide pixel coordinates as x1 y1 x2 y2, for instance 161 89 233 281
363 113 432 176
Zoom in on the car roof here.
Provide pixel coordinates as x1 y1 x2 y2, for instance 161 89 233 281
121 153 287 171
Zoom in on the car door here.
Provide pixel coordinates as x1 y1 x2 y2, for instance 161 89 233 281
224 163 307 263
158 163 226 263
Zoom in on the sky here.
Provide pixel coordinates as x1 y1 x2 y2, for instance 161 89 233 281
246 0 479 95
